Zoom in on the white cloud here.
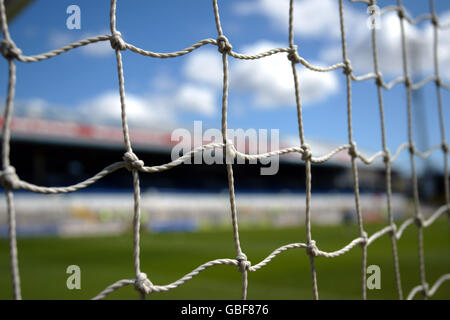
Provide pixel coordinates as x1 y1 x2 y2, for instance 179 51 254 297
321 11 450 78
12 98 71 121
184 42 339 108
232 42 294 106
183 50 222 86
151 73 178 92
234 0 364 40
81 40 112 57
174 84 216 115
18 98 50 118
10 83 217 128
78 91 175 128
79 85 216 127
235 41 338 107
48 31 73 48
235 0 450 79
314 9 450 81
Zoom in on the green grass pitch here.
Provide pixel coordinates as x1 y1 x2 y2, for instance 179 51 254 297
0 219 449 299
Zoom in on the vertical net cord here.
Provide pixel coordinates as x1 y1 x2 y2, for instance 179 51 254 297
397 0 427 299
338 0 368 300
110 0 145 300
212 0 248 300
369 0 403 300
430 0 450 225
288 0 318 301
0 0 21 300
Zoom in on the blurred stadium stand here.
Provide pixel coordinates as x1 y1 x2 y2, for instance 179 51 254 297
1 116 403 194
0 116 415 236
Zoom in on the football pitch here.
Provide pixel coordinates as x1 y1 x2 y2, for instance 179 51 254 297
0 220 449 300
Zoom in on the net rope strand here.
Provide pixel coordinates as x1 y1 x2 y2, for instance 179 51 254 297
0 0 449 300
369 0 403 300
430 0 450 222
338 0 370 300
287 0 322 301
398 0 428 300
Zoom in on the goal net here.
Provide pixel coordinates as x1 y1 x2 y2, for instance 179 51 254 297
0 0 449 300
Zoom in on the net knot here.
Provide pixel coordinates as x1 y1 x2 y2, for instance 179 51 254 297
375 72 383 87
397 7 405 20
360 231 368 247
390 223 397 236
343 59 353 75
287 45 301 64
306 240 319 257
134 272 153 294
225 139 236 162
421 283 429 296
236 252 251 273
435 77 442 87
414 216 424 228
404 76 412 88
217 35 232 54
123 152 144 171
110 31 127 51
408 143 415 155
431 15 439 26
348 141 358 158
0 39 22 60
442 142 449 153
301 144 312 161
383 149 391 164
0 166 20 189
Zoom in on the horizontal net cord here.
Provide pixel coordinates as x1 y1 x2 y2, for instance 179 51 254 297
369 204 449 242
10 162 124 194
7 34 344 72
351 73 450 91
6 34 450 91
380 5 450 29
407 274 450 300
92 279 135 300
349 0 371 4
9 35 111 62
352 0 449 31
1 140 446 194
411 143 443 159
11 38 450 91
380 6 431 25
349 0 450 29
389 143 445 163
91 203 449 299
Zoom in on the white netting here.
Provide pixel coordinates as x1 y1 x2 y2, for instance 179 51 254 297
0 0 449 300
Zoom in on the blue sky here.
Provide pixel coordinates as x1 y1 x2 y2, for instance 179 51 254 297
1 0 450 173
